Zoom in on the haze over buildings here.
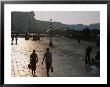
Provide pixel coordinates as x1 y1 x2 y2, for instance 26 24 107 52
34 11 100 25
11 11 100 33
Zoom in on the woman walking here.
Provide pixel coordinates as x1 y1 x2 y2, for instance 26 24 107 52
30 49 38 77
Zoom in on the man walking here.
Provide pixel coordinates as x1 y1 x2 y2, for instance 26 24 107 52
42 48 52 77
85 46 92 64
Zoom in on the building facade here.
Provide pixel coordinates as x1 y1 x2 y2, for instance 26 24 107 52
11 11 36 33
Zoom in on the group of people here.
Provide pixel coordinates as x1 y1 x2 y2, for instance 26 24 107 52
29 46 100 77
29 48 53 77
85 45 100 65
32 34 40 41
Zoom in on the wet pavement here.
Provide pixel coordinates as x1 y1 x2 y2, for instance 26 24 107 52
11 36 100 77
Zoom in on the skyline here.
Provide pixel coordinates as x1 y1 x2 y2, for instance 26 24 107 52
34 11 100 25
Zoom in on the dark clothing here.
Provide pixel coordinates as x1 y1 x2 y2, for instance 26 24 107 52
44 52 52 71
85 47 90 56
44 52 52 64
85 47 92 63
85 46 92 55
30 53 38 71
85 53 90 63
46 62 51 72
11 35 14 40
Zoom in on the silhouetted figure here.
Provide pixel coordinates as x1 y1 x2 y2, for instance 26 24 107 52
11 34 14 44
33 33 37 40
30 50 38 76
37 34 40 40
49 40 53 47
42 48 52 77
25 33 29 40
85 46 92 64
15 34 18 45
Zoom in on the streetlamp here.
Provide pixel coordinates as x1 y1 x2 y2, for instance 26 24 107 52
49 19 53 47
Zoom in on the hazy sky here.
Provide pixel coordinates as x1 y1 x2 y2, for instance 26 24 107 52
34 11 100 25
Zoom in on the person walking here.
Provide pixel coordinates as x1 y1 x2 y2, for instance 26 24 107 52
85 46 92 64
42 48 52 77
30 49 38 77
11 34 14 44
15 34 18 45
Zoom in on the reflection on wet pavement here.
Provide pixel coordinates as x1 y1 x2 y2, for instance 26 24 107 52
11 37 100 77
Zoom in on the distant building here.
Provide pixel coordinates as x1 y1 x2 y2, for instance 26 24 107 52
89 23 100 30
11 11 100 34
74 24 85 31
11 11 36 33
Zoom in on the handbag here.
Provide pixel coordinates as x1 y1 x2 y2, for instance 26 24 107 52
28 64 31 69
51 66 53 72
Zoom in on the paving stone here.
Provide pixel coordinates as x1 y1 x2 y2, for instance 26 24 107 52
11 37 100 77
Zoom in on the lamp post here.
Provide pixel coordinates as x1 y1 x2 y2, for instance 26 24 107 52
49 19 53 47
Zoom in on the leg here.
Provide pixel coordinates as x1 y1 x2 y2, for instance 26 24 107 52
47 68 49 77
34 70 35 76
33 64 36 76
32 70 33 76
15 38 17 44
88 55 90 64
46 63 50 77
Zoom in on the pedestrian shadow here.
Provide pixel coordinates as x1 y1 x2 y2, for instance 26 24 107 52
33 75 37 77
